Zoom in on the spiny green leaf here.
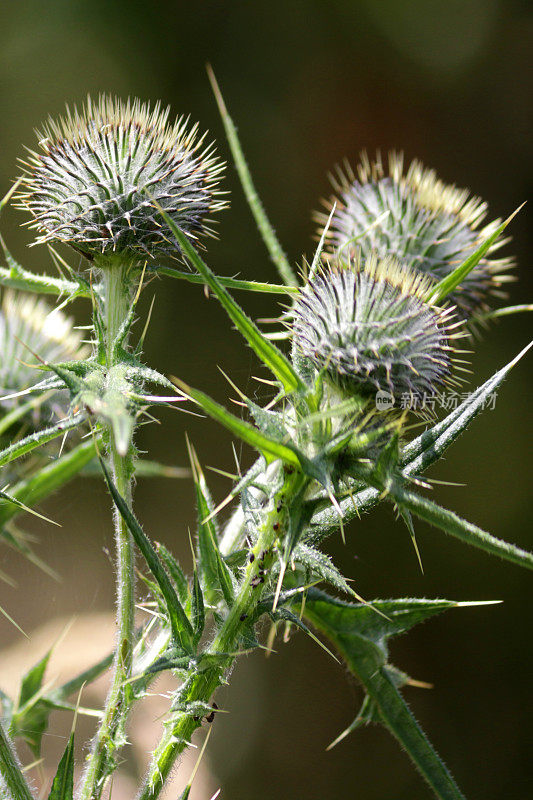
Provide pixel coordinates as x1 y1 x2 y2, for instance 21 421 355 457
156 543 189 605
0 415 83 468
99 456 195 653
304 591 467 800
11 650 52 757
0 489 58 527
78 459 189 479
0 719 34 800
207 65 298 287
144 650 191 677
246 400 290 442
402 339 533 476
292 543 352 595
157 266 297 295
479 303 533 321
0 439 98 529
309 341 533 542
191 569 205 642
394 487 533 571
174 378 301 467
18 651 49 707
305 590 460 644
0 257 93 301
187 441 225 605
153 199 304 394
47 733 74 800
429 207 522 304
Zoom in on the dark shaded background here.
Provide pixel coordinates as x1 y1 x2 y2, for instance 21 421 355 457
0 2 532 799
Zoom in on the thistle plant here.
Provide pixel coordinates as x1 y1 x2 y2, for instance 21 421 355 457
0 80 531 800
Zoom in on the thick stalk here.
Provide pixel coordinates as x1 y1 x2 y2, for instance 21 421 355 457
0 719 34 800
137 467 304 800
79 262 136 800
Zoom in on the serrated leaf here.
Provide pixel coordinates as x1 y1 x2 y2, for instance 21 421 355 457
292 543 352 595
47 733 74 800
99 457 195 653
394 487 533 570
246 400 290 441
402 340 533 476
303 590 467 800
152 200 304 394
157 266 297 296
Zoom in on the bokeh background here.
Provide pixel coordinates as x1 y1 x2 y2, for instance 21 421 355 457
0 1 532 798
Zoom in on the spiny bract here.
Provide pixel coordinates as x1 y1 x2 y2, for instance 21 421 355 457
17 95 227 263
292 253 463 403
316 152 513 319
0 289 88 420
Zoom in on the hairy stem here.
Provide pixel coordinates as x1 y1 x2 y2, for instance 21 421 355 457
138 467 304 799
79 262 136 800
0 719 35 800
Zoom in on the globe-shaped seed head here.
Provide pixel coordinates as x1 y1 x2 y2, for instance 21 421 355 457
17 95 227 263
292 253 463 403
316 152 513 319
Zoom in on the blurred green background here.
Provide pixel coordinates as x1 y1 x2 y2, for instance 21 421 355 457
0 1 532 798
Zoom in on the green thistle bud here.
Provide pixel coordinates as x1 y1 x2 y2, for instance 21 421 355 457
316 152 513 319
0 290 87 421
17 95 227 264
292 254 463 403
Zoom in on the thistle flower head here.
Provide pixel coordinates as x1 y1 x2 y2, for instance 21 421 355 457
292 253 463 403
316 152 513 319
0 290 87 420
17 95 227 263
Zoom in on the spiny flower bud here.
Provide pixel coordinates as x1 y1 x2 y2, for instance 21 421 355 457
292 254 463 403
17 95 227 264
0 290 87 421
316 152 513 319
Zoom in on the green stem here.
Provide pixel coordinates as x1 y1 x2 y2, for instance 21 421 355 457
0 719 35 800
79 262 136 800
138 467 304 800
